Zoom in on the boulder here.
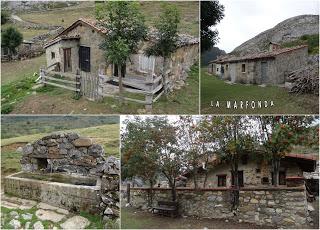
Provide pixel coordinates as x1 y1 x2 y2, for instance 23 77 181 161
60 216 90 229
73 138 93 147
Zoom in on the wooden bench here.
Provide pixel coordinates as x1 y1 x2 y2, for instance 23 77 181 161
152 201 178 217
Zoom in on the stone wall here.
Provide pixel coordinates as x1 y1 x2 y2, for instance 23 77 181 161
16 132 120 222
99 156 120 223
130 186 309 228
186 159 303 188
21 132 105 176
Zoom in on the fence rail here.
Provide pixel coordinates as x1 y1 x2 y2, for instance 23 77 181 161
39 66 166 109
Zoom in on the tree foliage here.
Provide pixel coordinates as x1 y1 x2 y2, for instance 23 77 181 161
1 27 23 58
145 4 180 58
201 0 224 52
1 10 10 25
96 1 147 96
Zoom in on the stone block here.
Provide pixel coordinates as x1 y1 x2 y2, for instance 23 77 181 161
73 138 93 147
250 198 259 204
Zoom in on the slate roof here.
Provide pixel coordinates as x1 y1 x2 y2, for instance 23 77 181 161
210 45 308 64
43 35 80 48
44 18 199 49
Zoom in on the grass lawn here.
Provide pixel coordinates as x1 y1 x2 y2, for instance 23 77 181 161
17 1 199 37
3 64 199 114
1 55 46 85
1 124 119 156
121 207 266 229
201 69 319 114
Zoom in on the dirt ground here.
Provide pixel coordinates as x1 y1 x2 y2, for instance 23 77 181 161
121 207 270 229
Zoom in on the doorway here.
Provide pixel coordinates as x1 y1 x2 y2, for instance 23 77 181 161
261 61 268 83
63 48 72 72
79 46 90 72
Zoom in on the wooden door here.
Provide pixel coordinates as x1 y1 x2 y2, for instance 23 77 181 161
261 61 268 83
63 48 72 72
79 46 90 72
230 64 236 82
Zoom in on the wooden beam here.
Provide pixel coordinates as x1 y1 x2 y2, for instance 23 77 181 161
43 76 79 85
42 81 79 92
153 90 164 103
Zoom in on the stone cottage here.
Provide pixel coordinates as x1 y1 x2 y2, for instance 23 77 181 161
208 43 308 84
44 18 199 81
185 153 317 188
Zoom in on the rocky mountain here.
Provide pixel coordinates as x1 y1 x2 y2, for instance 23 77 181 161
3 1 79 13
232 15 319 55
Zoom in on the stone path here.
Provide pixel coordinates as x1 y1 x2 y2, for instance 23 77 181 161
1 194 91 230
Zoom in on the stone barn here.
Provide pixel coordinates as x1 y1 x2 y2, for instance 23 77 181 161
209 43 308 84
44 18 199 82
185 153 317 188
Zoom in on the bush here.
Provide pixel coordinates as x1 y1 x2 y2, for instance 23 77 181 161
1 104 14 114
1 10 9 25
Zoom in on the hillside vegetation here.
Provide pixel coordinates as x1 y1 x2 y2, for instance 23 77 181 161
1 116 119 139
15 1 199 37
281 34 319 54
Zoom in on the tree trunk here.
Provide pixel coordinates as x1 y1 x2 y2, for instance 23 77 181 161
231 156 239 210
118 65 124 103
272 154 280 186
169 179 177 201
193 167 198 189
148 179 154 207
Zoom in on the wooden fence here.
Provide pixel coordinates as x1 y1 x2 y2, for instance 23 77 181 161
39 66 165 109
40 68 99 101
98 73 164 110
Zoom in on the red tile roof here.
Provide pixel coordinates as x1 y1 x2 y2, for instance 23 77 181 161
212 45 308 64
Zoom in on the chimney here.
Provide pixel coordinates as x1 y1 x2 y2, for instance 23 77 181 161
269 42 280 51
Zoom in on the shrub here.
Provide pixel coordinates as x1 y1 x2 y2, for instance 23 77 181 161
1 104 14 114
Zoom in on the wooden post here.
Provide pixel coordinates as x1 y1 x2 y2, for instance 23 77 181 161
127 183 131 204
145 72 153 112
76 69 81 97
40 66 46 86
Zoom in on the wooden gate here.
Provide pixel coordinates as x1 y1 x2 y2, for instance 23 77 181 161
80 71 99 101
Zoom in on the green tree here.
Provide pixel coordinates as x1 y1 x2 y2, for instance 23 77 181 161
96 1 147 100
1 27 23 59
1 10 10 25
257 116 317 186
201 0 225 52
121 116 159 206
200 116 256 209
177 116 203 189
145 4 180 94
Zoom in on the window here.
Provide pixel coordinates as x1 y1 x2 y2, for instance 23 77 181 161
226 64 228 71
217 174 227 187
51 52 55 59
216 68 219 71
279 171 286 185
241 63 246 73
262 177 269 184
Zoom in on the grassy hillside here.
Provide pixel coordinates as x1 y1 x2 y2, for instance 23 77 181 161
16 1 199 37
281 34 319 54
1 55 46 85
201 69 319 114
1 116 119 139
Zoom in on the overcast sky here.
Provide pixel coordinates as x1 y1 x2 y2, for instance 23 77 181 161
214 0 319 52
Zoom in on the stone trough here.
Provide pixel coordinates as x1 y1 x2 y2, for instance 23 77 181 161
4 172 101 213
3 132 120 220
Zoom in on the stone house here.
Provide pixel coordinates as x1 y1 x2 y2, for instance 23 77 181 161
208 43 308 84
185 153 317 188
44 18 199 81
